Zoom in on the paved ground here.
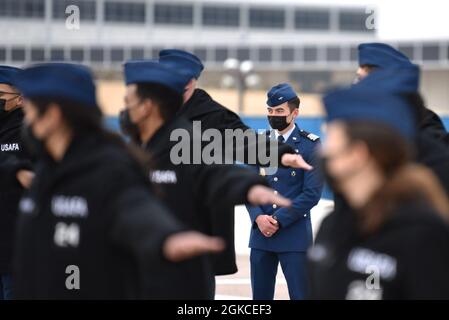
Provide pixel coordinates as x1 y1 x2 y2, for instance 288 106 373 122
215 254 289 300
215 201 333 300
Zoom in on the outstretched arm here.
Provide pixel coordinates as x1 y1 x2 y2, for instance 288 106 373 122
110 187 224 262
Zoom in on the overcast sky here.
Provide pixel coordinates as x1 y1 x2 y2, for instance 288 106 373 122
203 0 449 41
304 0 449 41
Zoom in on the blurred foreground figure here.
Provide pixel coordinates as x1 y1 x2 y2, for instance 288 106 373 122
12 63 224 299
0 66 34 300
355 62 449 195
356 42 449 146
307 84 449 299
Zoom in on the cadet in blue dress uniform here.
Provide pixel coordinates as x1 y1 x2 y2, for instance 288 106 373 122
246 83 324 300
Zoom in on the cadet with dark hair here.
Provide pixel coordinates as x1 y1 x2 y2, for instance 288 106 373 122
246 83 323 300
119 60 292 299
159 49 311 277
12 63 225 299
308 83 449 299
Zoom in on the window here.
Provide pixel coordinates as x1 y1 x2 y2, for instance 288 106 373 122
70 48 84 62
151 47 163 59
50 48 65 61
193 48 207 62
0 48 6 61
215 47 228 62
290 71 331 93
11 48 26 62
31 47 45 62
249 8 285 29
350 46 358 62
422 44 439 61
110 47 124 62
52 0 96 20
281 47 295 62
130 47 145 60
304 47 318 62
202 6 239 27
90 47 104 62
237 47 250 61
295 9 330 30
105 1 145 23
326 46 340 62
339 10 372 32
154 4 193 25
397 45 414 60
0 0 45 18
258 47 272 62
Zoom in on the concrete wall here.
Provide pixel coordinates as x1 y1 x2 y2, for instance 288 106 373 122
97 74 449 118
96 80 324 116
421 70 449 115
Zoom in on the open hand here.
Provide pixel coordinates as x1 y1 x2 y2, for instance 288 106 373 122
281 153 313 170
16 169 34 189
163 231 225 262
247 185 291 208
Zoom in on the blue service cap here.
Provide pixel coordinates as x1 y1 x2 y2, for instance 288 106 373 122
358 43 412 69
356 63 420 94
266 83 298 107
323 85 416 139
159 49 204 79
13 63 98 108
124 60 190 94
0 66 22 86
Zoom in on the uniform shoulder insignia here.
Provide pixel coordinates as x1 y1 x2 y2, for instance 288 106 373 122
299 130 320 142
307 133 320 141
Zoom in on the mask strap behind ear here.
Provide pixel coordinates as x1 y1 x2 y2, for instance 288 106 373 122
4 93 20 102
288 109 297 122
1 94 21 112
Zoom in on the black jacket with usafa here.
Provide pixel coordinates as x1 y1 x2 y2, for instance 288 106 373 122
0 108 34 273
14 133 181 299
143 116 268 298
308 200 449 299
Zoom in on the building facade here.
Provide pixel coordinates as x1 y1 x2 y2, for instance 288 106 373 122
1 0 448 115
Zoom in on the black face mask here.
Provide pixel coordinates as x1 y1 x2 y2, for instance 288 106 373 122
0 99 9 120
267 114 291 131
119 109 140 144
0 95 20 120
21 123 46 158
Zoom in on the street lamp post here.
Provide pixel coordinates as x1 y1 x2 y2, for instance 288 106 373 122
223 58 259 114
